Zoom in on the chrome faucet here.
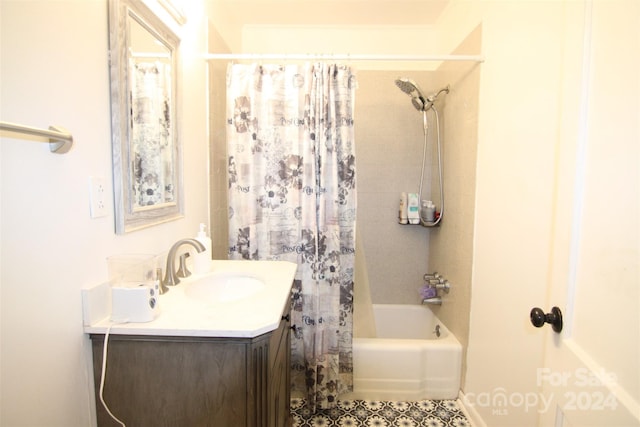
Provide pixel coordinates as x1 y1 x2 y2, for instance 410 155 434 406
421 272 451 306
422 296 443 306
163 238 206 287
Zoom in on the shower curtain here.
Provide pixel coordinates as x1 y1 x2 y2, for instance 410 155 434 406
130 61 173 207
226 62 357 410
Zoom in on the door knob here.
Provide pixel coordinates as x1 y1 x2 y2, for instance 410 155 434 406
530 306 563 333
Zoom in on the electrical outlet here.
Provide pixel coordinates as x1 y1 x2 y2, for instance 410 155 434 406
89 176 108 218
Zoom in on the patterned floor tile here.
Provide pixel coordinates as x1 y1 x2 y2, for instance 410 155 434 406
291 398 471 427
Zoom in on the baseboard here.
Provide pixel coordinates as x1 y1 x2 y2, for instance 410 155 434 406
458 390 487 427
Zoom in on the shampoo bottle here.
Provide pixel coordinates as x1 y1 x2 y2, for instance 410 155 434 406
407 193 420 224
399 192 408 224
193 223 212 274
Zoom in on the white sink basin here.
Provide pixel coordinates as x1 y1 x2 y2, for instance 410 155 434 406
184 273 265 303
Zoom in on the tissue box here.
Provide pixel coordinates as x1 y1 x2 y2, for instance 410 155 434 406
111 283 158 323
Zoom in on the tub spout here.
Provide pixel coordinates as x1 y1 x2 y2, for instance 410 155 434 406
422 297 442 306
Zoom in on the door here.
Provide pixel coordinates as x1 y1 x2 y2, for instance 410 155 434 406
535 1 639 425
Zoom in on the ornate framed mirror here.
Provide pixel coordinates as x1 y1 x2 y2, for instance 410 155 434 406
108 0 182 234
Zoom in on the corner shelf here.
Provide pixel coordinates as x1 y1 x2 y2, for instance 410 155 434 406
399 219 442 228
421 220 441 228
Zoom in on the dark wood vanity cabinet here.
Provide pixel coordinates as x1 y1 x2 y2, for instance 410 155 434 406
90 305 292 427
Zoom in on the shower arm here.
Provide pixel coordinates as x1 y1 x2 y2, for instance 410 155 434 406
427 86 451 103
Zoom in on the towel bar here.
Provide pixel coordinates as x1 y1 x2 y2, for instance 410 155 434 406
0 121 73 154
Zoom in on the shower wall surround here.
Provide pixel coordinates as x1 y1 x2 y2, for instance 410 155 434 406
355 70 432 304
355 27 480 387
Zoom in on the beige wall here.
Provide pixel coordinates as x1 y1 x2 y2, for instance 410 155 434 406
0 1 209 425
428 24 482 388
455 2 577 425
208 22 231 259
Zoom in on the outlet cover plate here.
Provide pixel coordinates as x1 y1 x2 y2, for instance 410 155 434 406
89 176 108 218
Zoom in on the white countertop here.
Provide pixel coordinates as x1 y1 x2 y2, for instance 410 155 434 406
83 260 297 338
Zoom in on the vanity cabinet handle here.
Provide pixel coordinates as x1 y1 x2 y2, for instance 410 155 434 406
281 314 290 322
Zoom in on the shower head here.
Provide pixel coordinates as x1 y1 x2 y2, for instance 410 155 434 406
395 77 427 111
395 77 422 97
395 78 451 112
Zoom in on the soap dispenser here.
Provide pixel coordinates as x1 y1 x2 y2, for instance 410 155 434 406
193 223 212 274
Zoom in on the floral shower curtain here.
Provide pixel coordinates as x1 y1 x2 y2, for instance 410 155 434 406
226 62 357 410
130 61 174 207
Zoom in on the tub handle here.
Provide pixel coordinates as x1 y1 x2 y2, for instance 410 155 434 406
424 272 442 281
423 273 450 293
434 281 450 293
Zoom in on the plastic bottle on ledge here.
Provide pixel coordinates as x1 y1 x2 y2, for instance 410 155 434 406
398 192 408 224
421 200 436 223
407 193 420 224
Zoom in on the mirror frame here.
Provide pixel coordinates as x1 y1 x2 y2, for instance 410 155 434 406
108 0 183 234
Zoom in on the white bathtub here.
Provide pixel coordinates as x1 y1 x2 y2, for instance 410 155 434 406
345 304 462 401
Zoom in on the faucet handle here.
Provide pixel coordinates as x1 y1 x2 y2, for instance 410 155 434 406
435 280 450 293
423 272 441 281
177 253 191 278
156 268 169 295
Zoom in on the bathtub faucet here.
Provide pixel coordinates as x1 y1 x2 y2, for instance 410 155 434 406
421 272 451 305
422 296 442 306
423 272 451 293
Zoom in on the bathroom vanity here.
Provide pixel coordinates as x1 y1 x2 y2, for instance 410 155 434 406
90 305 291 426
84 260 297 427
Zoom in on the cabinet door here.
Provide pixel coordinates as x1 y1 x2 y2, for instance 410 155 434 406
269 310 292 427
92 336 249 427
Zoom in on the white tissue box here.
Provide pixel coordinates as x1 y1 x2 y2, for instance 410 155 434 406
111 283 158 323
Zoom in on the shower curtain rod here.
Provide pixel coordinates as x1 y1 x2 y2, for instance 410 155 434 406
205 53 485 63
0 121 74 154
